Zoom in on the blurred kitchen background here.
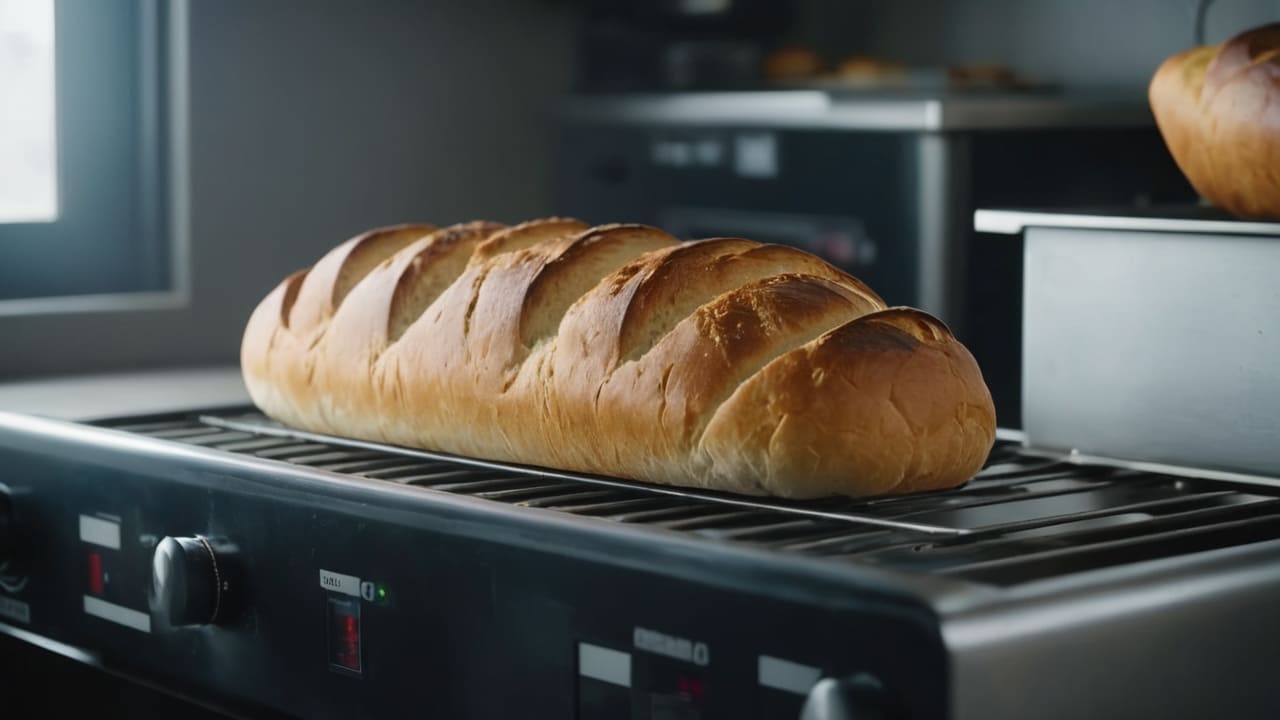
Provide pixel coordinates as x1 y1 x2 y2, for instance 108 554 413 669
1 0 1277 426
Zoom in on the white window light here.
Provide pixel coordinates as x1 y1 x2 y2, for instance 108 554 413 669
0 0 58 224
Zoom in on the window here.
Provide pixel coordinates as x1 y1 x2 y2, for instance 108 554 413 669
0 0 57 223
0 0 174 304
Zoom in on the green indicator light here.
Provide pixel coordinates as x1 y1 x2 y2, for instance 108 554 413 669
377 587 387 599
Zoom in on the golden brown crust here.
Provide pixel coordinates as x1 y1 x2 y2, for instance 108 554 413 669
699 308 995 497
241 224 437 431
592 274 886 487
1202 24 1280 101
306 222 507 437
241 269 309 429
385 221 505 341
1150 23 1280 219
242 218 996 498
381 223 676 457
288 224 434 336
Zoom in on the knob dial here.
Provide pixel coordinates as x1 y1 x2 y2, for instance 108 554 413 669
799 674 887 720
149 535 239 627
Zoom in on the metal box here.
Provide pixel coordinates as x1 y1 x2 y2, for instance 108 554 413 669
977 207 1280 479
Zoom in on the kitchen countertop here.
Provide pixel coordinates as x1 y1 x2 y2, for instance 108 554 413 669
0 366 249 422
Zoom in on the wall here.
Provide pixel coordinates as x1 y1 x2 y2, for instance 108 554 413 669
0 0 577 379
796 0 1280 89
6 0 1278 380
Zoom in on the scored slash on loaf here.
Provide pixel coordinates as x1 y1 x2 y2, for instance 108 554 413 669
241 218 996 498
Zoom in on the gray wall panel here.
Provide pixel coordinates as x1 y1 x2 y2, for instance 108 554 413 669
0 0 575 379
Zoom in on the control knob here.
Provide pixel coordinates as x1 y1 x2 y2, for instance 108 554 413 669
799 674 887 720
149 535 240 627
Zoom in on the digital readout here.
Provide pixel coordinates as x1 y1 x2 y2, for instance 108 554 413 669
327 596 362 673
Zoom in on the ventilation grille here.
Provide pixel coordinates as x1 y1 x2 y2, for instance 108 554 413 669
98 408 1280 586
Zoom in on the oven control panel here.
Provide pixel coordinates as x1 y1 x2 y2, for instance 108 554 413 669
0 424 942 719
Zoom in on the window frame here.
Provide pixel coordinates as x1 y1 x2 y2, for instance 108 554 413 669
0 0 189 315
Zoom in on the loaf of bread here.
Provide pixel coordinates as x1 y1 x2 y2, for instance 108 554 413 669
836 56 908 85
241 219 996 498
1149 23 1280 219
763 47 824 81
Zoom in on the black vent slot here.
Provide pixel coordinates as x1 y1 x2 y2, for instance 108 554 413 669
98 409 1280 586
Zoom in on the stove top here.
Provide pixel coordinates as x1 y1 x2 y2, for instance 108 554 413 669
1 405 1278 719
106 408 1280 588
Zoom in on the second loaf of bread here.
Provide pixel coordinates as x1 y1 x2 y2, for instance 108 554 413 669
1149 23 1280 219
241 219 996 498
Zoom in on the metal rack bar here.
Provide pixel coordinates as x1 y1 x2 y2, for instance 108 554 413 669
197 413 973 536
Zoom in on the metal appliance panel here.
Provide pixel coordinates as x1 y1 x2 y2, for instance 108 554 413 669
982 209 1280 478
5 407 1280 717
0 411 953 719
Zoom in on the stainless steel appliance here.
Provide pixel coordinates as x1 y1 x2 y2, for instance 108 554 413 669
976 205 1280 480
2 206 1280 718
555 90 1196 426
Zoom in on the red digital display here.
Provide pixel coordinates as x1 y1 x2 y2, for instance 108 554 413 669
87 551 103 595
677 675 705 705
327 597 362 673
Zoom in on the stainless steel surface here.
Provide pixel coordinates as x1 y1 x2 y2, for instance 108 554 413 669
0 367 248 421
561 91 1155 131
915 133 971 328
975 207 1280 236
1020 225 1280 478
1017 445 1280 491
947 538 1280 720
